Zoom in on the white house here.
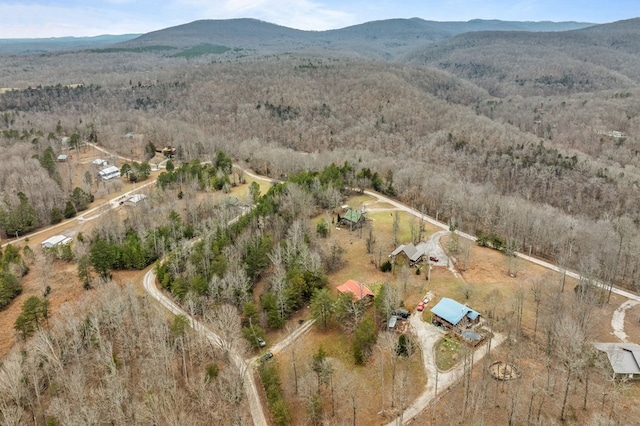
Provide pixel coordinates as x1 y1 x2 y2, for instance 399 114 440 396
98 166 120 180
41 235 72 249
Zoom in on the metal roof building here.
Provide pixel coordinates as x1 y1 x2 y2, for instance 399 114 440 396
337 279 374 301
430 297 481 328
594 342 640 379
98 165 120 180
390 243 426 263
41 235 72 249
127 194 147 204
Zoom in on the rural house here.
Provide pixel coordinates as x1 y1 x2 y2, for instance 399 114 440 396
337 279 374 303
339 208 365 229
389 242 427 266
594 342 640 380
430 297 481 331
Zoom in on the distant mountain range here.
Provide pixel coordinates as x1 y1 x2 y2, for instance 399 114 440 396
3 16 639 96
0 18 594 57
117 18 596 60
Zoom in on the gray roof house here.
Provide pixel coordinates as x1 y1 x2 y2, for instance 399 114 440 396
594 342 640 380
390 243 426 265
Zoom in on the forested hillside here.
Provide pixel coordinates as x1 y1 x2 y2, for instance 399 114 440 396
1 17 640 295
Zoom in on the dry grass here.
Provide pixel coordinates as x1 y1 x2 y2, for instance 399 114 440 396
275 324 426 425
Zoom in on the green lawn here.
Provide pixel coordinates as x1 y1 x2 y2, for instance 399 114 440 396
435 335 462 371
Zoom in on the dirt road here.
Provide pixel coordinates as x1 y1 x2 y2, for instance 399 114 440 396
144 268 268 426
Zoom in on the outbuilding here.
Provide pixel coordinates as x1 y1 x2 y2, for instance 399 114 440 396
41 235 72 249
127 194 147 204
98 165 120 181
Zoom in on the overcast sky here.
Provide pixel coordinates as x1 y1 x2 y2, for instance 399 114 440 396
1 0 639 39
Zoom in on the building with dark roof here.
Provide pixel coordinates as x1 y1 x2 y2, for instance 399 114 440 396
390 242 426 265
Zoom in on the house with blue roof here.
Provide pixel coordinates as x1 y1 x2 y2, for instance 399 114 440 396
430 297 481 331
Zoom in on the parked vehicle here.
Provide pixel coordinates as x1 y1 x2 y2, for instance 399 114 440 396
256 337 266 347
416 301 425 311
260 352 274 362
429 256 439 262
395 308 410 319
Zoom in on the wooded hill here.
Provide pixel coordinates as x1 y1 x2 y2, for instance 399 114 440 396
114 18 594 60
1 17 640 296
406 17 640 96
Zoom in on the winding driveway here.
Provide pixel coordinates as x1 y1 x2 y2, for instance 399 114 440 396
144 268 269 426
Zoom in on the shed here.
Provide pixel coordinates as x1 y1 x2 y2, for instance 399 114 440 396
337 279 374 302
98 166 120 180
388 315 398 329
41 235 72 249
57 154 68 162
594 342 640 380
430 297 481 330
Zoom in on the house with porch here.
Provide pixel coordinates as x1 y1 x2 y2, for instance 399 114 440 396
430 297 481 331
389 242 426 266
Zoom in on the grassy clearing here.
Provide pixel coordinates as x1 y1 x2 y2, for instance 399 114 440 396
435 335 462 371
